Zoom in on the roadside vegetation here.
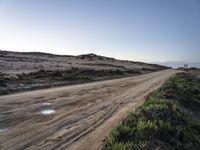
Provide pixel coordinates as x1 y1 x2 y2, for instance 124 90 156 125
0 68 140 96
103 72 200 150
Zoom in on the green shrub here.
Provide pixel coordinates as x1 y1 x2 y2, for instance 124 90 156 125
103 73 200 150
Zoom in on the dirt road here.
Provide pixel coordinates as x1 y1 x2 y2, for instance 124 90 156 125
0 70 178 150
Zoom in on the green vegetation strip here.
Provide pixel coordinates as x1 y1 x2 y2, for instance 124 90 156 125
0 68 139 96
103 73 200 150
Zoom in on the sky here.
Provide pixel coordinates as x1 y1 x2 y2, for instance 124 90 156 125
0 0 199 64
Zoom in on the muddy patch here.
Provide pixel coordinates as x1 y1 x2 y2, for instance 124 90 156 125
39 102 55 115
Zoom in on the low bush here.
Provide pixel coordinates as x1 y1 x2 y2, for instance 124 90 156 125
103 73 200 150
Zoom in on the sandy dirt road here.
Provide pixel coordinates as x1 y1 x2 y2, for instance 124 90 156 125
0 69 178 150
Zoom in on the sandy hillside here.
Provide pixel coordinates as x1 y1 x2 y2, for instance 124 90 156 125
0 50 169 75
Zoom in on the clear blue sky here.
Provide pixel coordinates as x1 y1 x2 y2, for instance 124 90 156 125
0 0 199 62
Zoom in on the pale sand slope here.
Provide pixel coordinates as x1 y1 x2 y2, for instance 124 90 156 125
0 50 169 75
0 69 178 150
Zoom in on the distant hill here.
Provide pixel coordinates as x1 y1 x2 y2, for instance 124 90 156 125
0 50 170 75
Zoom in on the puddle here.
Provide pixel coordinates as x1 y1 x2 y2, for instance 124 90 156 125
40 109 55 115
42 102 51 106
0 128 8 134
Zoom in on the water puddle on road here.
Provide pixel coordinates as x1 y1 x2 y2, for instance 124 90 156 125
42 102 51 106
0 128 8 134
40 109 55 115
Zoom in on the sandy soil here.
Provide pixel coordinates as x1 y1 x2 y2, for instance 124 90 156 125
0 50 169 75
0 69 178 150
